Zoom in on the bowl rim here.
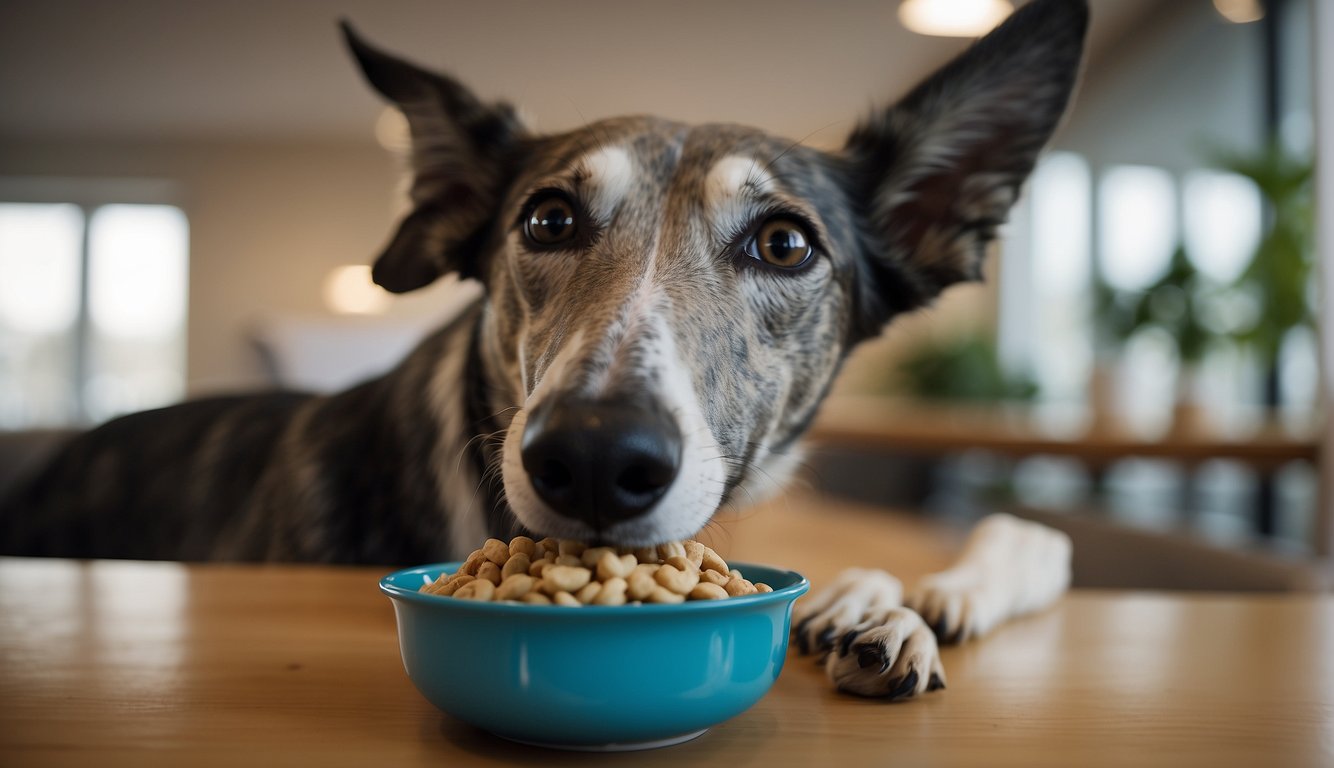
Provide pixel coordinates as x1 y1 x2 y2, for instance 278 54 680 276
380 560 809 615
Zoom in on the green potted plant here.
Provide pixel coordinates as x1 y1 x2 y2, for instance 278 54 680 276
1214 143 1314 401
1096 244 1220 433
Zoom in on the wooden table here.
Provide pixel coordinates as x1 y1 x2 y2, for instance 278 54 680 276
810 394 1323 541
810 395 1320 470
2 491 1331 767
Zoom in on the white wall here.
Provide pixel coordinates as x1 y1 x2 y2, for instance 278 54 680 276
1055 1 1264 173
0 138 468 395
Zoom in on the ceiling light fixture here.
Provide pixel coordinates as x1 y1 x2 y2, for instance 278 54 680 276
1212 0 1264 24
898 0 1014 37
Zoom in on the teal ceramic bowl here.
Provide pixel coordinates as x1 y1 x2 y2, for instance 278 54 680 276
380 561 808 750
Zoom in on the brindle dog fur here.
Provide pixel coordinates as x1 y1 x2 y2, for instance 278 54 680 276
1 0 1088 615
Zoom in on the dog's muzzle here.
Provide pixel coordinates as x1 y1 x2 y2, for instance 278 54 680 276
520 395 682 531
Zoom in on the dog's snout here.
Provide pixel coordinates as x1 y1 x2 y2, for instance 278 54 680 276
520 396 682 529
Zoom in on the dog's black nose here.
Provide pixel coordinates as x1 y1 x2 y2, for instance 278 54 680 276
520 396 681 528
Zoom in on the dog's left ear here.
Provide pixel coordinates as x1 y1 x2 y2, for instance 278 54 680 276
843 0 1088 336
342 21 528 292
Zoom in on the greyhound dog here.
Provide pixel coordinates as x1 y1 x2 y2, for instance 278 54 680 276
0 0 1087 699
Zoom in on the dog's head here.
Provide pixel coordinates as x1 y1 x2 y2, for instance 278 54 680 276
345 0 1088 546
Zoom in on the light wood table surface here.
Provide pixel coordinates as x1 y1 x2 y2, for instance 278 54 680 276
811 395 1320 470
2 490 1330 767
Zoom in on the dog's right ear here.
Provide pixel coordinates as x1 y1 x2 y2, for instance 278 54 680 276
342 22 528 292
839 0 1088 340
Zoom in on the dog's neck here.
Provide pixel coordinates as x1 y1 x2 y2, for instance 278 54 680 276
416 299 526 558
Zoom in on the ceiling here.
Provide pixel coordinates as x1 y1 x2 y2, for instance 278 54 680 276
0 0 1165 146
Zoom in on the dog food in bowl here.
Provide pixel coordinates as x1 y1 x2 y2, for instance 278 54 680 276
381 557 808 749
420 537 774 605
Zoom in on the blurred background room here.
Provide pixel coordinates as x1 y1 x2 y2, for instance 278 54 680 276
0 0 1328 589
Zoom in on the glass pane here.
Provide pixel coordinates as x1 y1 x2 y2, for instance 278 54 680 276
1181 169 1262 283
1098 165 1178 291
0 203 83 427
1029 152 1093 401
86 204 189 423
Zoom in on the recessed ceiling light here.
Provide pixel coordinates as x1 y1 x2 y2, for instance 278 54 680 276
898 0 1014 37
1212 0 1264 24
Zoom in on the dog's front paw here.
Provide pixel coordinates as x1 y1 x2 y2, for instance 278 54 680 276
905 513 1072 644
903 573 1001 645
792 568 947 701
793 568 904 657
823 607 945 699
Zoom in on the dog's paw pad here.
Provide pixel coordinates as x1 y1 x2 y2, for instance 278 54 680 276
823 608 945 700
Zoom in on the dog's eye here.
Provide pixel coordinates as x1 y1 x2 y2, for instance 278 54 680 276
746 218 814 270
524 193 578 246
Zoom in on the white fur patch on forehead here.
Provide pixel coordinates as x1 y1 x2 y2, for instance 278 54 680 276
705 155 775 237
578 146 634 222
706 155 774 206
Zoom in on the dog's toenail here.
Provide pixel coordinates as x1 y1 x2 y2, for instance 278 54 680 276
928 672 946 692
839 629 860 656
889 670 919 699
856 645 884 670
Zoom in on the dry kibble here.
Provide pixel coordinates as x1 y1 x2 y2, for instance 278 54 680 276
647 585 686 604
689 582 729 601
435 580 469 598
454 579 495 601
476 561 503 586
725 578 757 597
700 546 729 575
435 574 475 597
655 564 700 595
593 577 628 606
501 552 531 580
420 574 449 595
596 552 636 581
581 546 617 568
682 540 706 569
665 555 697 574
420 536 781 605
482 538 510 566
509 536 537 558
627 568 657 600
459 550 487 576
495 574 535 600
543 565 593 594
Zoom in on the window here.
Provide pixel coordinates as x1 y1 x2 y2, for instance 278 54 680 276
0 202 188 428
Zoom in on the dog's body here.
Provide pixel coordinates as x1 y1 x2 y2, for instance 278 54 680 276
0 0 1088 699
0 306 513 562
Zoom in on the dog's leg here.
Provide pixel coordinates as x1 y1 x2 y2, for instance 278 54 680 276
793 569 944 699
905 514 1071 644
